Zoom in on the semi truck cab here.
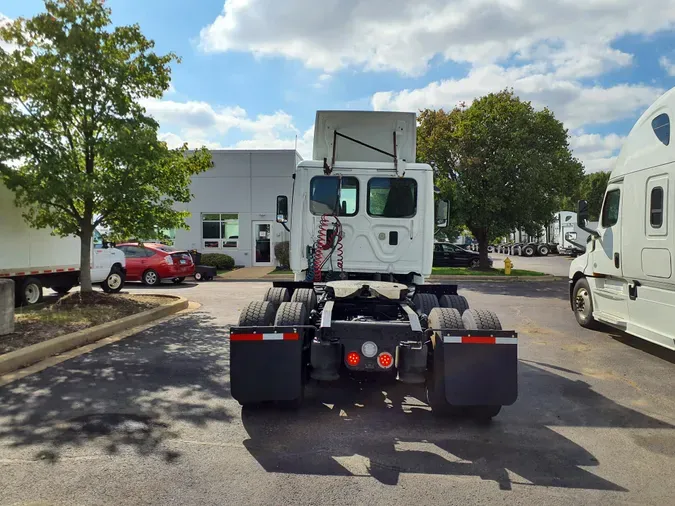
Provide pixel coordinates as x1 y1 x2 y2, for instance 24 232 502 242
230 111 518 421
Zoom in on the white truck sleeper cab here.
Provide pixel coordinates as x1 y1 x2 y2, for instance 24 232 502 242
570 87 675 350
230 111 519 421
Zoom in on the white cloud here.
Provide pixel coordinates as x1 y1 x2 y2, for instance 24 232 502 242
371 64 663 129
146 98 313 158
660 56 675 77
199 0 675 76
232 125 314 159
569 132 625 173
313 73 333 88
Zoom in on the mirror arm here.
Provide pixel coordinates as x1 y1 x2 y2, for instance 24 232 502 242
280 222 290 233
579 220 600 238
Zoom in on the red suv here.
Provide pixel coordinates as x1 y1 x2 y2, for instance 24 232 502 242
116 243 195 285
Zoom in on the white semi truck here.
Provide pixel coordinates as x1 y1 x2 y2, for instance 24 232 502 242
551 211 599 256
570 87 675 350
230 111 518 421
0 183 126 305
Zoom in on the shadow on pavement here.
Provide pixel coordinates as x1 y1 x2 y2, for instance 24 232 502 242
456 279 569 301
241 362 673 490
608 332 675 364
0 312 232 464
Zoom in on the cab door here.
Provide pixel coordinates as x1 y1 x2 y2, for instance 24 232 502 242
590 183 628 321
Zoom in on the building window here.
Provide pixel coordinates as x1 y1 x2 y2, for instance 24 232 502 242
367 178 417 218
202 213 239 248
652 113 670 146
650 187 664 228
310 176 359 216
601 189 620 228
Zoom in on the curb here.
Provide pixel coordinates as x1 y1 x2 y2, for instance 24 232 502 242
0 296 189 376
429 275 559 282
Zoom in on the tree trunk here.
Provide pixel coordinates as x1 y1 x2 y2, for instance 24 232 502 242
80 222 94 293
476 228 491 270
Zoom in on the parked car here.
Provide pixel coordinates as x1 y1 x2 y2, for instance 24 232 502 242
116 243 195 285
433 243 494 268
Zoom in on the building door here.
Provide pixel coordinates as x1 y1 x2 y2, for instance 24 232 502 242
252 221 274 266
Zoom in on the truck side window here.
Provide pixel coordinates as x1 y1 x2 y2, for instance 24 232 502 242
601 189 620 228
310 176 359 216
367 178 417 218
652 113 670 146
650 187 664 228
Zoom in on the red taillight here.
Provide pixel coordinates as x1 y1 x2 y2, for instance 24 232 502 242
346 351 360 367
378 352 393 369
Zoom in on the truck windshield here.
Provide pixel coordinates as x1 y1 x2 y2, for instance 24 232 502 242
310 176 359 216
368 178 417 218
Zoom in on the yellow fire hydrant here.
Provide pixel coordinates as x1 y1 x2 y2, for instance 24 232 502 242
504 257 513 276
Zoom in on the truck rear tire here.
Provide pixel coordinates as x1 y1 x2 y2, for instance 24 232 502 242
426 307 464 416
264 287 290 308
238 300 276 326
20 277 43 306
274 301 308 326
462 309 502 330
537 244 550 256
523 245 535 257
290 288 317 313
439 294 469 314
413 293 439 316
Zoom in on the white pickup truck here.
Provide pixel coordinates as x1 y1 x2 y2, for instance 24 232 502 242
0 183 126 305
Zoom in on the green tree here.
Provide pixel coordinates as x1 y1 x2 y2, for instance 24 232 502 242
579 171 611 221
418 90 584 268
0 0 212 292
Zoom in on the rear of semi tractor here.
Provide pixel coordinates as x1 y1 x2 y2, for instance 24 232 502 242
229 111 518 421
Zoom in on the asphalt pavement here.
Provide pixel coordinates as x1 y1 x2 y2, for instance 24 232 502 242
2 274 675 505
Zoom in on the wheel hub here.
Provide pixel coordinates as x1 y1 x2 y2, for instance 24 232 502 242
108 274 122 289
575 288 591 318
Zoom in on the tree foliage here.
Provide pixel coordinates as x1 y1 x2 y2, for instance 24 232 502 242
418 90 584 268
0 0 212 291
579 171 611 221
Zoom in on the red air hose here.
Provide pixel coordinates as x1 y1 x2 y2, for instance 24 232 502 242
314 214 330 281
334 217 344 272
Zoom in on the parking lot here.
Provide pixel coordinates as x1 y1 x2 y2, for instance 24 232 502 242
490 252 573 277
2 276 675 505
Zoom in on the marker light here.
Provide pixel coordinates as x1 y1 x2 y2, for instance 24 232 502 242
346 351 361 367
361 341 378 358
378 352 393 369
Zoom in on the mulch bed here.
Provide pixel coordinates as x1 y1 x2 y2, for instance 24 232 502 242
1 292 171 355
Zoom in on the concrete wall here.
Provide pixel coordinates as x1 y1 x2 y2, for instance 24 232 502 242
175 150 297 267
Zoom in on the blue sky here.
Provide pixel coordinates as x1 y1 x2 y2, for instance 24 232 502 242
2 0 675 172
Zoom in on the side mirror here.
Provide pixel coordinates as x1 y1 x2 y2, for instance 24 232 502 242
276 195 289 223
435 199 449 228
577 199 589 228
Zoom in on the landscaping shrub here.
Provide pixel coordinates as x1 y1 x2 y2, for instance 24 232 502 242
200 253 235 270
274 241 290 268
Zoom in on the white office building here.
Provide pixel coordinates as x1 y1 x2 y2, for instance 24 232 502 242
174 150 299 267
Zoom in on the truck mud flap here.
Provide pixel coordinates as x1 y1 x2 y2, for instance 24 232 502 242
440 330 518 406
229 325 311 404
